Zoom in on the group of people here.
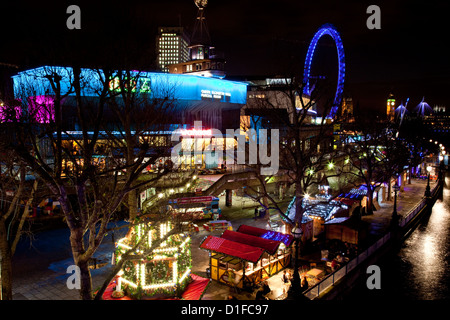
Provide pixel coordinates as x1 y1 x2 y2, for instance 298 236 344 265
234 269 311 300
331 254 346 272
282 269 309 292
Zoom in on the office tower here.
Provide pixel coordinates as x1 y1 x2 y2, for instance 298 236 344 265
156 27 189 72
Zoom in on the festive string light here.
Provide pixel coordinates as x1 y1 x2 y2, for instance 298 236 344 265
114 221 192 298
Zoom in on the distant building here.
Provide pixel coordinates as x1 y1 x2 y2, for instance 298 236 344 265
386 93 395 121
167 0 226 79
340 96 354 122
168 45 226 79
423 108 450 136
156 27 189 73
433 105 446 113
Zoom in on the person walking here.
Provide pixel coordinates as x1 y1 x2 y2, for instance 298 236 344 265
254 207 258 219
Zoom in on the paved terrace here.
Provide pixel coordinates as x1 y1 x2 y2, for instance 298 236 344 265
11 178 435 300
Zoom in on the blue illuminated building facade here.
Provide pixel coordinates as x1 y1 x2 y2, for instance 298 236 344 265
12 66 247 132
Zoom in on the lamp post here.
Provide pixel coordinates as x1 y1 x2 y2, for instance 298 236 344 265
290 222 303 296
391 182 400 229
425 165 432 197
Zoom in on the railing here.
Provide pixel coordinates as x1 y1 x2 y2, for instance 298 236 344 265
304 232 391 300
304 179 442 300
399 181 440 228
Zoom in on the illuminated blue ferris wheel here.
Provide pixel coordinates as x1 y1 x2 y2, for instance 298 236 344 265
302 24 345 119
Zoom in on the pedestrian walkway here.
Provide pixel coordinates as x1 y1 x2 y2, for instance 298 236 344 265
362 178 432 238
11 221 128 300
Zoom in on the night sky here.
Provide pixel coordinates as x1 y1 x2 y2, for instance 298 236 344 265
1 0 449 113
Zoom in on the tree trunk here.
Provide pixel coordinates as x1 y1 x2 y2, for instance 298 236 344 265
366 187 374 215
0 219 13 300
294 183 304 224
262 195 270 222
69 227 93 300
127 189 138 221
77 260 93 300
386 179 392 201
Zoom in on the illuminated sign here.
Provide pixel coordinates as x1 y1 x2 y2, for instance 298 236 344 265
178 128 212 136
200 89 231 100
108 76 151 93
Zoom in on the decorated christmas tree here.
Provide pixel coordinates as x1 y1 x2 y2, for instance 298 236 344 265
114 221 192 299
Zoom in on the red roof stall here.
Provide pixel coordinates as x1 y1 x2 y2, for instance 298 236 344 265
199 225 292 289
200 235 265 263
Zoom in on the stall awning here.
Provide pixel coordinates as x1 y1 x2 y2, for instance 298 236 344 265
220 230 282 255
199 235 265 263
236 225 294 247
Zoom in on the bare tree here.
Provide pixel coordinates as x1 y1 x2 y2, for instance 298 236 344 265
338 118 408 214
8 65 176 300
0 147 38 300
97 69 177 221
241 76 338 229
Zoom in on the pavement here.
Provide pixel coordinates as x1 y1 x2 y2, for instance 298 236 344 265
362 178 433 239
10 178 435 300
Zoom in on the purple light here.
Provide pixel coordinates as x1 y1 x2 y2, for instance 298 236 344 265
260 231 292 246
415 97 432 117
0 104 22 122
29 95 55 123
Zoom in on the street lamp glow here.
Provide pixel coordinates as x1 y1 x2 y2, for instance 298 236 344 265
327 162 334 170
158 193 164 198
425 166 432 197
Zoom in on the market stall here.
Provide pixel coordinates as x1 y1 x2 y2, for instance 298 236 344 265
303 199 349 236
199 225 293 290
168 196 221 220
324 216 369 247
113 221 192 299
